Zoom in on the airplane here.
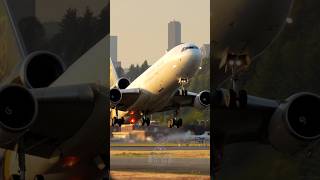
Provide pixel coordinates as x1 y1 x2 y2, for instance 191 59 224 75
0 1 109 179
212 0 320 178
193 131 210 143
110 43 210 128
181 131 210 143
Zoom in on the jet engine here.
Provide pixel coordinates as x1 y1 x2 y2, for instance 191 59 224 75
194 91 210 109
117 78 130 89
268 92 320 154
20 51 66 88
110 88 122 105
0 85 37 147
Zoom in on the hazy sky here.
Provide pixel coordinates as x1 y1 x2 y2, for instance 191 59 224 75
111 0 210 68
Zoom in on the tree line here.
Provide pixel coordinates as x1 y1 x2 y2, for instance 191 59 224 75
116 60 150 81
18 6 108 66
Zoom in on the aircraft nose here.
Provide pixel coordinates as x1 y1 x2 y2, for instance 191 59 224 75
180 48 202 77
185 49 201 65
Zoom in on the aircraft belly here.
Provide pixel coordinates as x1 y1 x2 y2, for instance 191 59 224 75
129 75 178 113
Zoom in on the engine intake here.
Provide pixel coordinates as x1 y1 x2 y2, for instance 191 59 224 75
269 92 320 154
194 91 210 109
117 78 130 89
21 51 65 88
0 85 37 146
110 88 122 105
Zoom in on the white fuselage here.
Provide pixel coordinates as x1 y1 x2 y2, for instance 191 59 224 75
126 43 201 113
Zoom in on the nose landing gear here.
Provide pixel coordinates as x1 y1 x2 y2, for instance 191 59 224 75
168 117 183 128
178 78 189 96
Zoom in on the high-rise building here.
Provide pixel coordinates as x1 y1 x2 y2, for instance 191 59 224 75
168 20 181 51
110 36 118 66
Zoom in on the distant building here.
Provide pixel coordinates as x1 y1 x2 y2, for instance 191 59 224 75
110 36 118 66
168 20 181 51
200 44 210 58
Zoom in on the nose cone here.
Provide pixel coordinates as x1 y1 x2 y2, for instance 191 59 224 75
181 47 202 77
185 48 201 67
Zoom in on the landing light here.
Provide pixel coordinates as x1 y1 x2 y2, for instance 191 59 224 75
130 118 135 123
62 156 80 168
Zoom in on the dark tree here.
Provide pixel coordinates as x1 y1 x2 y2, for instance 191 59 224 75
18 17 46 52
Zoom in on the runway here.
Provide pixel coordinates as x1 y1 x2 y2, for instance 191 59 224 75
111 146 209 151
110 145 210 175
110 157 210 174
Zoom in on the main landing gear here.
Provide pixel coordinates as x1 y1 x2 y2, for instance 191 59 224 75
112 117 124 127
227 89 247 109
178 77 189 96
168 109 182 128
167 117 183 128
10 139 46 180
141 115 150 126
111 108 124 127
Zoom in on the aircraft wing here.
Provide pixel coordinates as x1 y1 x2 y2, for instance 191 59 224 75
157 91 210 112
213 94 279 143
112 88 141 111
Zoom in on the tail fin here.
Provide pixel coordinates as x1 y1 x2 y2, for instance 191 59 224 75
110 58 118 88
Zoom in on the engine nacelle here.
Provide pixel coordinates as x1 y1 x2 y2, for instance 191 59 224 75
194 91 210 109
268 92 320 154
0 85 37 146
110 88 122 105
20 51 66 88
116 78 130 89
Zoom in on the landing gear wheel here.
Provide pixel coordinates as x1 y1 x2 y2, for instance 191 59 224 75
238 90 247 108
178 89 188 96
183 90 188 96
112 117 116 127
172 118 179 128
178 118 182 127
10 175 20 180
167 119 173 128
142 118 145 126
34 175 45 180
119 117 124 127
146 117 150 126
228 89 237 109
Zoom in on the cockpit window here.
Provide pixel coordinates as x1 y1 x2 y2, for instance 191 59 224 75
181 45 199 52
